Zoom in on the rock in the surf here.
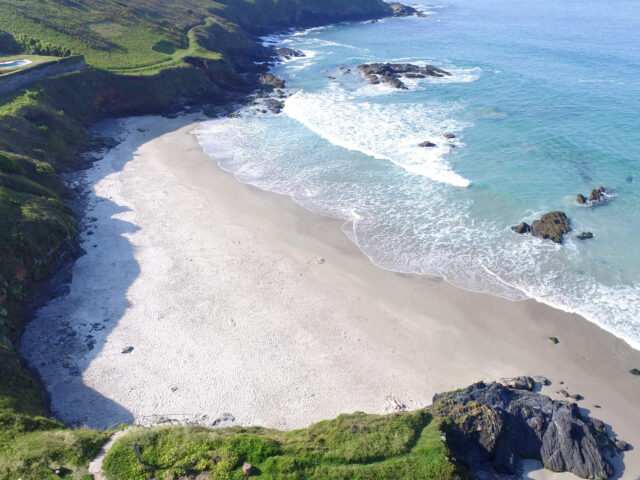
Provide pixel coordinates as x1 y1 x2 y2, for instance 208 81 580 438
259 73 286 90
358 63 451 89
275 47 305 60
513 212 570 244
443 132 456 138
531 211 571 243
265 98 284 114
511 221 532 234
577 231 594 240
577 186 607 206
418 141 436 148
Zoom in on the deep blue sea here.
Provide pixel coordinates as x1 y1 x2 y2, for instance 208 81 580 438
196 0 640 350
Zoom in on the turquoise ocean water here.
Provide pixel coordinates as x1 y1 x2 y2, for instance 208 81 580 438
195 0 640 350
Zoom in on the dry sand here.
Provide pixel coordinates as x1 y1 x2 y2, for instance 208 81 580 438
21 115 640 478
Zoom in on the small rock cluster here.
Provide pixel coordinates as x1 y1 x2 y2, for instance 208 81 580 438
357 63 451 90
577 186 607 206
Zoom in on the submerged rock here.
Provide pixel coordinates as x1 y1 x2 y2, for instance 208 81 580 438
443 132 456 139
577 231 594 240
357 62 450 89
433 381 616 479
512 212 571 244
418 141 436 148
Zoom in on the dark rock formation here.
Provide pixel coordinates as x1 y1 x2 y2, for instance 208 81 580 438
511 222 531 234
357 62 451 89
512 211 571 244
259 73 285 90
265 98 284 114
630 368 640 376
577 186 608 206
549 336 560 344
275 47 305 60
418 141 436 148
577 232 594 240
389 3 425 17
433 381 617 479
443 132 456 139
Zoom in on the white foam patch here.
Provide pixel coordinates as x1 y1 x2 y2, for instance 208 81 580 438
283 86 470 187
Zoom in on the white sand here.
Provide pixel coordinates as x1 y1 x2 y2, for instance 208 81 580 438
21 115 640 478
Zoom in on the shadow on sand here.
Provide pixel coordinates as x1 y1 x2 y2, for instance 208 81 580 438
19 114 201 430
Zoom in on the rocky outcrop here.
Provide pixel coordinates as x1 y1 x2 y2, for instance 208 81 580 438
433 381 618 479
511 211 571 244
358 63 451 89
577 186 608 206
259 73 285 90
265 98 284 114
275 47 305 60
389 3 425 17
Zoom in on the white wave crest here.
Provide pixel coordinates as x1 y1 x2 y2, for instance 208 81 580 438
283 87 470 187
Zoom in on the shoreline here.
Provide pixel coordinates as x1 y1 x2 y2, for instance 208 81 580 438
21 114 640 478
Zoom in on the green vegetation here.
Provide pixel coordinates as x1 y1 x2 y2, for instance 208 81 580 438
0 1 405 478
0 412 111 480
103 411 464 480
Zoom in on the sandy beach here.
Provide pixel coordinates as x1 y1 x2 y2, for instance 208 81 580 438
21 115 640 478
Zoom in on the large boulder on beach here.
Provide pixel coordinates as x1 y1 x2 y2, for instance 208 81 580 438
433 381 617 479
512 211 571 244
357 63 451 89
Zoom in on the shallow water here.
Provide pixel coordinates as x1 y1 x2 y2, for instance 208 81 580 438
196 0 640 349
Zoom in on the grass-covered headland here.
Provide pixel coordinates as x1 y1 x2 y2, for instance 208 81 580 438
0 1 463 479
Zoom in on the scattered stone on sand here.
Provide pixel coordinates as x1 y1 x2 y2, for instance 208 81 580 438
577 231 594 240
571 393 583 401
630 368 640 376
121 346 134 354
418 141 436 148
357 63 450 89
211 412 235 427
499 376 534 391
512 211 571 244
533 375 551 386
558 389 570 398
433 381 615 479
443 132 456 139
549 336 559 344
275 47 305 60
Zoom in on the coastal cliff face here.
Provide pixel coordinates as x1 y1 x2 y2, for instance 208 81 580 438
0 2 394 477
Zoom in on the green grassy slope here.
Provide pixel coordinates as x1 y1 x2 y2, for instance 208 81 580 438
0 1 405 478
102 412 464 480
